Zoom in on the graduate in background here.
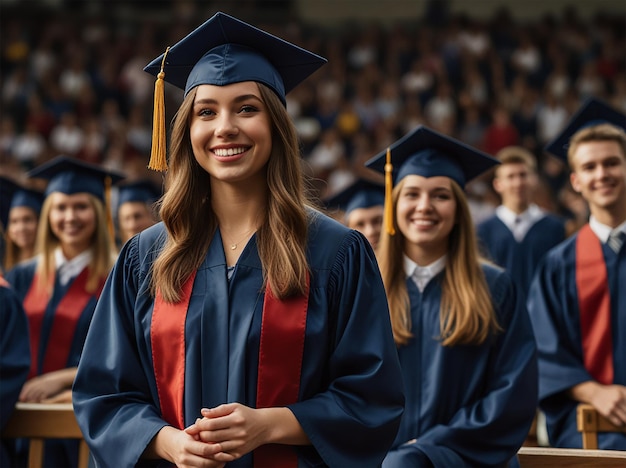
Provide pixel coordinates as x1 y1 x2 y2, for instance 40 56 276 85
368 126 538 467
1 176 44 272
0 277 30 468
73 12 403 467
115 179 161 245
6 156 122 467
324 178 385 250
528 98 626 449
476 146 565 299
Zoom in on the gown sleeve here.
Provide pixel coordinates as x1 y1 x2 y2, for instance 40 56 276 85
385 270 538 467
288 230 405 467
72 234 167 468
0 284 30 429
526 248 592 402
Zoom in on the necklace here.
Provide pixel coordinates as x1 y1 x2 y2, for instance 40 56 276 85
222 225 258 251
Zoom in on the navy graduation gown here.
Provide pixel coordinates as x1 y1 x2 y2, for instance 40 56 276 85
0 283 30 467
476 214 565 298
73 212 405 467
527 233 626 449
383 264 538 467
6 259 99 374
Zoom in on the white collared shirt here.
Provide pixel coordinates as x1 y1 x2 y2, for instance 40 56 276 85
403 254 447 293
55 248 92 286
589 216 626 243
495 204 546 242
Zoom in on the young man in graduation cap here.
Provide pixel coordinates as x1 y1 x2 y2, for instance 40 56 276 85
528 98 626 449
476 146 566 299
115 179 161 245
0 176 45 272
367 125 538 467
324 178 385 250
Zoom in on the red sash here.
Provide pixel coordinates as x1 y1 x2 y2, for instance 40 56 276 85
575 224 613 385
23 268 104 378
152 272 309 467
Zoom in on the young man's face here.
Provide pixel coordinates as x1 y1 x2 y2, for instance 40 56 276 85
493 162 536 211
570 140 626 215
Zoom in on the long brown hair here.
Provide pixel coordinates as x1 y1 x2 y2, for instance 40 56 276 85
151 83 309 303
377 178 500 347
35 193 115 294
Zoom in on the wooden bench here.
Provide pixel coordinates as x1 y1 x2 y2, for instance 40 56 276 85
518 446 626 467
577 403 626 449
1 402 89 468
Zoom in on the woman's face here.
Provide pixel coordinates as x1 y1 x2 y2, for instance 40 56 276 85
396 175 457 262
7 206 38 250
189 81 272 187
48 192 97 256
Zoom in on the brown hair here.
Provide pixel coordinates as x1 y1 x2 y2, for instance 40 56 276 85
567 123 626 168
495 146 537 175
377 178 500 347
151 83 310 302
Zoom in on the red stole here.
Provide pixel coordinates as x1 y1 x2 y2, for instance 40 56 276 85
152 271 309 468
575 224 614 385
23 267 105 378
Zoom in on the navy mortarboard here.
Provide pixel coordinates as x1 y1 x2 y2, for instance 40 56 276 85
28 156 125 201
365 125 500 234
144 11 327 171
117 179 162 208
325 179 385 221
544 97 626 163
27 156 125 240
1 176 44 228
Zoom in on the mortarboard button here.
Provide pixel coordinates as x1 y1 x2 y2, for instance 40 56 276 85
544 97 626 163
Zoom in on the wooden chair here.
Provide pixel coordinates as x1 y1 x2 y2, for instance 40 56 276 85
1 402 89 468
577 403 626 449
518 446 626 467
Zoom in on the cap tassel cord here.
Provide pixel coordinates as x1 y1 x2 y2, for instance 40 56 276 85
384 147 396 235
104 175 115 242
148 47 171 172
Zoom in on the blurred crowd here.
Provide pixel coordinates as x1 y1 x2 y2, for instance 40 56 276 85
1 1 625 228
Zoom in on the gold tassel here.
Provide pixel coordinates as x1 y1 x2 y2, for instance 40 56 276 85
384 147 396 236
148 47 170 172
104 176 115 242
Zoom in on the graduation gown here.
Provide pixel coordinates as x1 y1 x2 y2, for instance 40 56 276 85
73 212 405 467
527 232 626 449
0 283 30 467
6 259 100 376
476 214 565 298
383 264 538 467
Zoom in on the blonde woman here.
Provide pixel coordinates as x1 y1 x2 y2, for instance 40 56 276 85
73 12 403 468
368 126 538 467
6 156 121 467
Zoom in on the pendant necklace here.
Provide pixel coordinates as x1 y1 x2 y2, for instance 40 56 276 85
225 225 258 250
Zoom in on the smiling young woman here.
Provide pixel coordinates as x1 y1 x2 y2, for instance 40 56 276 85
72 12 404 468
368 125 538 467
5 156 122 466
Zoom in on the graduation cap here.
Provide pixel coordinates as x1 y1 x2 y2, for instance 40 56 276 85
365 125 500 235
117 179 162 208
27 156 125 240
544 97 626 162
0 176 44 228
144 11 327 172
325 179 385 220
